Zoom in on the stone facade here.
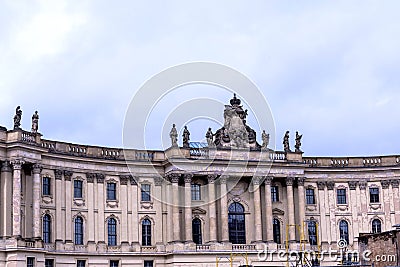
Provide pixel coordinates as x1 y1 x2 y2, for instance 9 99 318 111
0 105 400 266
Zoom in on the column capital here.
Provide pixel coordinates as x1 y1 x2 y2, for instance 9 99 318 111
32 164 42 174
64 170 73 181
154 176 164 186
54 169 63 180
219 175 229 184
264 176 273 185
359 180 367 190
253 176 263 185
381 180 390 189
167 173 180 183
1 161 12 172
207 174 218 184
326 181 335 190
11 159 25 170
119 175 130 185
317 181 325 190
297 177 305 186
130 176 138 185
286 176 294 186
183 173 193 184
391 179 399 188
96 173 105 183
86 173 96 183
348 181 358 190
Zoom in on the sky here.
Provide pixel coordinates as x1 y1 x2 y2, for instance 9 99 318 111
1 0 400 157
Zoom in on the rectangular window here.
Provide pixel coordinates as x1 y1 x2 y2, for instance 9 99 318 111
45 259 54 267
369 188 380 203
271 186 279 202
74 180 83 199
107 182 117 200
141 184 151 202
306 188 315 204
191 183 201 200
42 177 51 196
144 260 154 267
27 257 35 267
76 260 86 267
110 260 119 267
337 189 347 204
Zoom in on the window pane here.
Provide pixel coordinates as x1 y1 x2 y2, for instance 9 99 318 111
273 219 281 244
192 218 202 244
74 180 83 198
228 202 246 244
308 221 317 245
372 219 381 233
108 218 117 246
77 260 86 267
339 220 349 243
271 186 279 202
337 189 347 204
74 217 84 245
191 184 201 201
45 259 54 267
306 189 315 204
43 214 51 243
142 219 152 246
141 184 151 202
107 183 116 200
43 177 51 196
27 257 35 267
110 260 119 267
369 188 379 203
144 260 154 267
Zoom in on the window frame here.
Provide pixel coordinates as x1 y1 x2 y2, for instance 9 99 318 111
228 202 246 244
74 180 83 199
141 184 151 202
27 257 35 267
108 217 117 246
191 183 201 201
107 182 117 201
339 220 349 244
372 219 382 233
271 185 279 202
306 188 315 205
44 259 54 267
76 260 86 267
142 219 152 246
273 218 281 244
43 214 52 243
74 216 84 245
144 260 154 267
42 176 51 196
337 188 347 205
308 221 317 245
109 260 119 267
192 218 202 244
369 187 380 203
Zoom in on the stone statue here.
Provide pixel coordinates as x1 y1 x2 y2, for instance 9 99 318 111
295 131 303 153
31 111 39 133
182 125 190 148
13 106 22 130
205 128 214 147
261 130 270 150
169 124 178 147
283 131 291 152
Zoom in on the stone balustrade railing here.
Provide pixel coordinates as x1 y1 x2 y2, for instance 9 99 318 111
303 155 400 168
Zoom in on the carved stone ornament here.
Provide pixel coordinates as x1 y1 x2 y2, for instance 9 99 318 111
96 173 105 183
32 164 42 174
11 159 25 170
183 173 193 184
264 176 273 185
297 177 305 186
391 179 400 188
286 176 294 186
253 176 263 185
219 175 228 184
130 176 138 185
140 202 153 209
207 174 218 184
154 176 164 186
86 173 96 183
1 161 12 172
119 175 130 185
63 170 73 181
168 173 180 183
348 181 358 190
381 180 390 189
54 169 63 180
358 180 367 190
316 181 325 190
326 181 335 190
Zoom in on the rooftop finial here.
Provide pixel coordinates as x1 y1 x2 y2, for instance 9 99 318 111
230 93 241 106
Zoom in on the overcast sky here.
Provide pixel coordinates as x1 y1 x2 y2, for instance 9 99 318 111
1 0 400 157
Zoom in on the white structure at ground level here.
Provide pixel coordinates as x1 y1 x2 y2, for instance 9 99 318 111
0 95 399 267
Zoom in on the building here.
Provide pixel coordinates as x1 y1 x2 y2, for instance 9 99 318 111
0 95 399 266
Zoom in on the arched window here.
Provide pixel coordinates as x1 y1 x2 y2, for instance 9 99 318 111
192 218 202 244
228 202 246 244
308 221 317 245
142 219 152 246
74 216 84 245
108 218 117 246
372 219 382 233
43 214 51 243
273 218 281 244
339 220 349 244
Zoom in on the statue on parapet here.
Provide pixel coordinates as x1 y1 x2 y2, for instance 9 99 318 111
169 124 178 147
13 106 22 130
295 131 303 153
283 131 291 152
261 130 270 150
182 126 190 148
31 111 39 133
205 128 215 147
